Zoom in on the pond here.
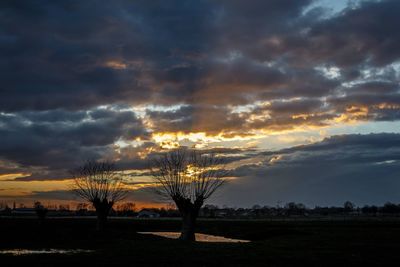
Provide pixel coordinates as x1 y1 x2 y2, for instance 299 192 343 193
0 249 94 256
138 232 250 243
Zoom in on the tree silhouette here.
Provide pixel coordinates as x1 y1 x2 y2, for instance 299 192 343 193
71 160 127 230
34 201 48 222
343 201 355 213
150 148 227 241
116 202 136 216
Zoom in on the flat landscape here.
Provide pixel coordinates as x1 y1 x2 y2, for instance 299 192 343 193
1 217 400 266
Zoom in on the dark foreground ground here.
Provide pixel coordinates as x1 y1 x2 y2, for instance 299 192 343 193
1 217 400 266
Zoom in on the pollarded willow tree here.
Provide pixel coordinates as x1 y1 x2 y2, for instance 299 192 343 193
150 148 227 241
71 160 128 230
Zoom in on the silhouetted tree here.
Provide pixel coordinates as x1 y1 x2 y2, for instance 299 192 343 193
71 160 127 230
381 202 400 214
150 148 227 241
116 202 136 216
343 201 355 213
34 201 48 222
285 202 306 216
361 205 378 215
58 204 70 211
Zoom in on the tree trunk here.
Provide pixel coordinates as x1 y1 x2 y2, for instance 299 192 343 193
93 199 113 231
174 196 203 241
179 211 197 241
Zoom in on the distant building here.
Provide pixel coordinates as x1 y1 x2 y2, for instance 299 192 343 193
137 209 160 218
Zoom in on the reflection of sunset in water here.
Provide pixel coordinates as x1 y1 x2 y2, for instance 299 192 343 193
138 232 250 243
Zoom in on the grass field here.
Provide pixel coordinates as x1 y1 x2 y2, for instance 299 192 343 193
1 217 400 266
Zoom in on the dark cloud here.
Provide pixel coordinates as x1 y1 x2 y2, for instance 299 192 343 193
307 0 400 67
0 0 217 111
223 133 400 206
0 107 147 175
28 190 77 201
1 0 399 114
1 0 400 197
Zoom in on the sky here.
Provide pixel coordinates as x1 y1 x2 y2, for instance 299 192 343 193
1 0 400 208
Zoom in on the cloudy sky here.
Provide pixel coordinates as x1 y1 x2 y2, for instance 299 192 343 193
1 0 400 208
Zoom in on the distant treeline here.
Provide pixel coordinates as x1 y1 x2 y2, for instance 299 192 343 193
2 201 400 218
198 202 400 218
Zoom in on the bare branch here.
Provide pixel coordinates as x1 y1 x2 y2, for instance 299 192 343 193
149 148 227 204
70 160 128 204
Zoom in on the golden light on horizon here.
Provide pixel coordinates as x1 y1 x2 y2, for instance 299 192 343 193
151 131 266 149
0 173 31 181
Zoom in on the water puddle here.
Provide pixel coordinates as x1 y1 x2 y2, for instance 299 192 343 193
138 232 250 243
0 249 94 256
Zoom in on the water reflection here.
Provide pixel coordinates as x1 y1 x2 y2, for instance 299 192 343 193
0 249 94 256
138 232 250 243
